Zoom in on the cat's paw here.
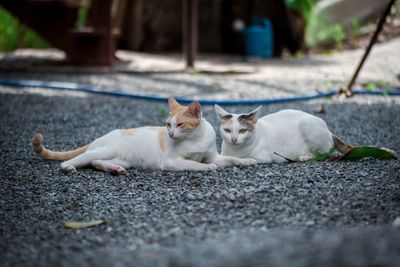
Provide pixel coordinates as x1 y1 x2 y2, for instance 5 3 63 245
297 155 313 162
201 163 217 171
242 158 257 165
111 166 127 175
234 158 257 166
61 164 77 174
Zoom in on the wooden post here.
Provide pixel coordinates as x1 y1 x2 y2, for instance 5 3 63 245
183 0 198 69
104 0 114 66
130 0 143 50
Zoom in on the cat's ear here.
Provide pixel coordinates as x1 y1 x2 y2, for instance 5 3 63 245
168 97 182 113
214 104 232 121
187 101 202 118
239 106 262 123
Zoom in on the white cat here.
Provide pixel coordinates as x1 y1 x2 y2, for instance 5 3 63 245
32 98 256 174
214 105 353 163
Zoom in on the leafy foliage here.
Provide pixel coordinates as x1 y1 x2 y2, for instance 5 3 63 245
76 7 89 28
0 7 49 51
285 0 319 23
306 13 345 47
285 0 346 47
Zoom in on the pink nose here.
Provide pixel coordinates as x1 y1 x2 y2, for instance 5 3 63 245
169 132 174 138
231 137 238 143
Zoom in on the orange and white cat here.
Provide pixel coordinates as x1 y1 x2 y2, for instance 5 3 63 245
32 98 256 174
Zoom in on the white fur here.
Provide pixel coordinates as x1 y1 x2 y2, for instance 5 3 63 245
215 105 334 163
59 103 256 174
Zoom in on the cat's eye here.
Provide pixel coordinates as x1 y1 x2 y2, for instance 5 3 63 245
177 123 183 127
239 129 247 134
166 122 171 128
224 128 231 133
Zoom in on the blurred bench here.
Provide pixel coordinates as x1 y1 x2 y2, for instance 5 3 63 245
0 0 126 66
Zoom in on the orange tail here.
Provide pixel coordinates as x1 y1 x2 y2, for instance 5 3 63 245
32 133 89 161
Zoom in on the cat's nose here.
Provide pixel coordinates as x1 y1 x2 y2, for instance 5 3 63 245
231 137 238 144
168 131 174 138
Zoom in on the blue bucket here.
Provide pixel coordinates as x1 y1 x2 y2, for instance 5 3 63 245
242 18 273 58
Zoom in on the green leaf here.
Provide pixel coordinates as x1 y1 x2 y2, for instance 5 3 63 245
339 146 397 161
63 219 106 229
311 147 336 161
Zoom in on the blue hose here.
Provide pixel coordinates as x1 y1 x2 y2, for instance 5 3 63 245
0 78 399 106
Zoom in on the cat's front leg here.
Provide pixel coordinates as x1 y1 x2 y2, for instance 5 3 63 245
247 151 275 164
162 158 217 171
211 154 257 167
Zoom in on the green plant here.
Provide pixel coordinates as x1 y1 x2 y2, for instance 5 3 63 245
74 0 91 27
0 6 19 51
351 19 361 39
23 27 50 48
0 6 50 51
285 0 319 23
305 13 345 47
286 0 346 47
76 7 88 28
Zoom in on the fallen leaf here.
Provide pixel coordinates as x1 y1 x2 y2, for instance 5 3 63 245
338 146 397 161
63 219 106 229
311 147 336 161
314 104 325 113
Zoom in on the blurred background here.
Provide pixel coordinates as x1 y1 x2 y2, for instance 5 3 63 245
0 0 399 67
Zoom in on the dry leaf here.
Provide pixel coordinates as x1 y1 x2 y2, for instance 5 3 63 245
63 219 106 229
315 104 325 113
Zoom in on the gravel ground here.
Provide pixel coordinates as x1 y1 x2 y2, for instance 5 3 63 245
1 87 400 267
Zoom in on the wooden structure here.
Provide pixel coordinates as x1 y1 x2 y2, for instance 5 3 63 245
1 0 305 69
0 0 123 66
119 0 304 63
183 0 198 69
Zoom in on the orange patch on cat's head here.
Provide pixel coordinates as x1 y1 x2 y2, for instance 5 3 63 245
168 98 202 130
168 97 184 114
175 110 201 130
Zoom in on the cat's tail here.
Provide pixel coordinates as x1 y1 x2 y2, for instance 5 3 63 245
32 133 89 161
332 134 354 154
